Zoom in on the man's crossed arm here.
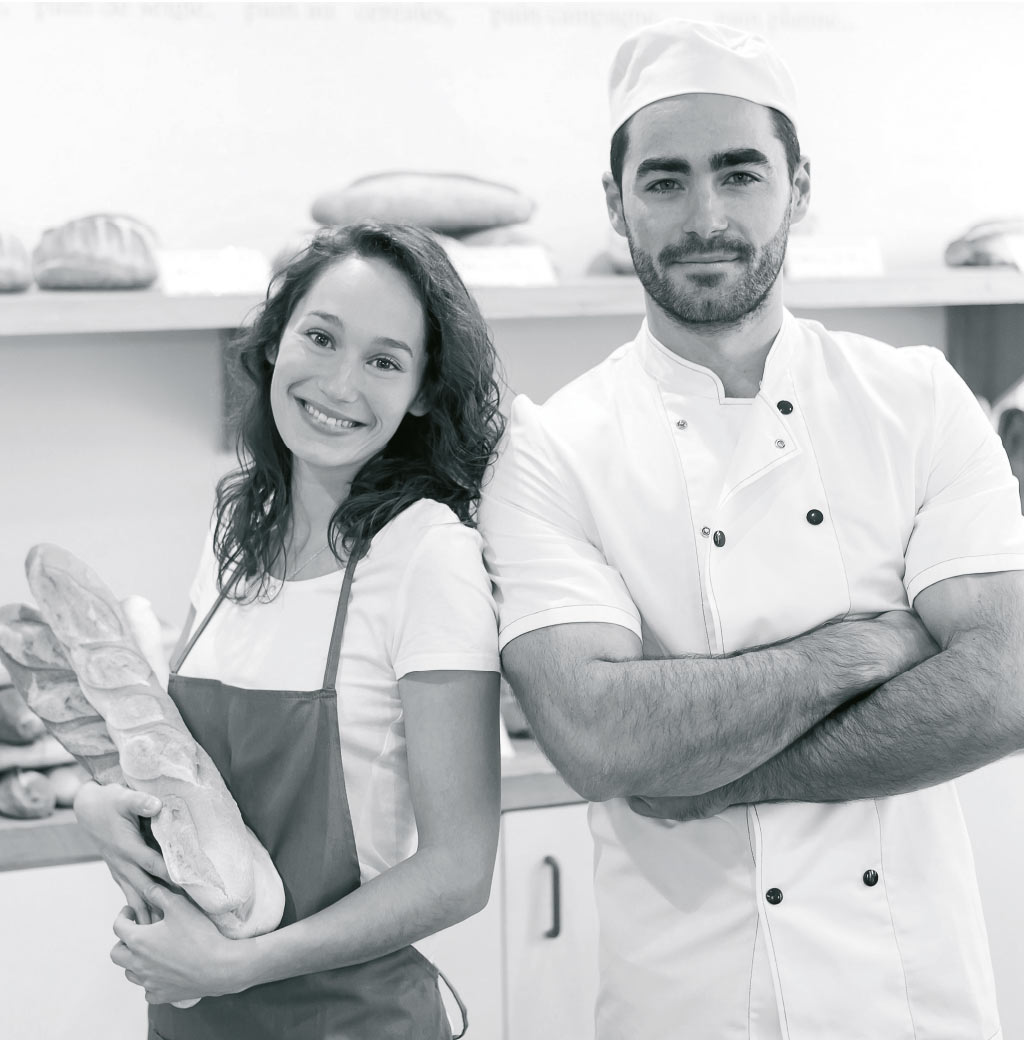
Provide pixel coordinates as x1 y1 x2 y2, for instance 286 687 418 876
630 570 1024 821
501 570 1024 815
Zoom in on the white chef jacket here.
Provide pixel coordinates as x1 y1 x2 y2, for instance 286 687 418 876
478 310 1024 1040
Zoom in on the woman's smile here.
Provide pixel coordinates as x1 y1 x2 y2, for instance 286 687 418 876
297 397 365 433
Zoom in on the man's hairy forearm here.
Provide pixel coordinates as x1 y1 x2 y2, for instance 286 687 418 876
726 638 1023 806
628 572 1024 823
515 612 931 801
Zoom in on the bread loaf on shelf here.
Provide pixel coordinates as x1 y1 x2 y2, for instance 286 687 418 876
10 545 285 940
46 762 89 808
312 171 535 235
0 734 73 772
32 214 159 290
0 769 56 819
0 231 32 292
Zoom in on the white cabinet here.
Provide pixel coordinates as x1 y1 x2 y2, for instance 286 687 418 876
501 803 599 1040
418 802 598 1040
0 860 146 1040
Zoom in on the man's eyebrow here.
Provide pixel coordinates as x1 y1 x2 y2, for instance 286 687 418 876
633 149 771 179
634 157 691 179
710 148 771 171
304 311 414 356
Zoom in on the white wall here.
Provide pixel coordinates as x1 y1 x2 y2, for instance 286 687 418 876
0 861 147 1040
0 330 227 627
1 1 1021 277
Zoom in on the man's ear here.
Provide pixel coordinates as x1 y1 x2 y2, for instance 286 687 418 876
789 156 812 227
602 171 628 238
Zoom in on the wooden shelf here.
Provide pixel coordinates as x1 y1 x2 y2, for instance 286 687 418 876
2 269 1024 338
0 809 101 873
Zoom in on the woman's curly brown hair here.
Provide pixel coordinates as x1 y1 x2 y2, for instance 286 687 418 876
214 223 506 599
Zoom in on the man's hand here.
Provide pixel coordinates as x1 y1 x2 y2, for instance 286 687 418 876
837 609 938 697
74 780 170 925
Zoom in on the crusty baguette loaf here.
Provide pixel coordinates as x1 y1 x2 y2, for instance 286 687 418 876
0 683 46 745
21 544 285 940
0 604 124 784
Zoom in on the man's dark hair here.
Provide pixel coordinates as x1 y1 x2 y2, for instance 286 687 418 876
610 107 801 190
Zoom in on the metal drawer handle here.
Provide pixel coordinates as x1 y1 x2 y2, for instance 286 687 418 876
543 855 561 938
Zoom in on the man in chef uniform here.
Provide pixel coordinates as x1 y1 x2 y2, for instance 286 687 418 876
479 18 1024 1040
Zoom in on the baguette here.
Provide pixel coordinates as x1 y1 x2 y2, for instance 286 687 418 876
0 605 124 784
19 545 285 940
0 683 46 745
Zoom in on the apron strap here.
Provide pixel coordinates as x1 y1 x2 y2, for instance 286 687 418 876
437 965 469 1040
322 552 358 693
172 551 356 688
170 582 234 675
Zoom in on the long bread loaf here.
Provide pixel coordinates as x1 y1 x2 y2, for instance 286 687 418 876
20 544 285 940
0 683 46 745
0 604 124 784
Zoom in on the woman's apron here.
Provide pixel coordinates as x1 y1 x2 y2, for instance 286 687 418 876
148 556 463 1040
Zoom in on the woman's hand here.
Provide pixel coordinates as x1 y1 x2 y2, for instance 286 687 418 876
73 780 170 925
110 886 243 1005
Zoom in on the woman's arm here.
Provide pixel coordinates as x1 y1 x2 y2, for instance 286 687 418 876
111 669 501 1004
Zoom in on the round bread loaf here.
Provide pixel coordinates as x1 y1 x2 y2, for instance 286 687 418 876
945 220 1024 268
312 172 535 235
33 214 159 290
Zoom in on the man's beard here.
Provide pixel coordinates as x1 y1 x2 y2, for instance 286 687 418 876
627 211 790 330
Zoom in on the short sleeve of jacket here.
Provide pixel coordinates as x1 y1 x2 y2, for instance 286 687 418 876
904 351 1024 602
478 395 642 650
389 516 500 679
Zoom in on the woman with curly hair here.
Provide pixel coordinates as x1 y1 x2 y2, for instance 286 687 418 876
74 223 506 1039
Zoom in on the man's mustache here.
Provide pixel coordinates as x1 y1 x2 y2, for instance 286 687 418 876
659 236 753 263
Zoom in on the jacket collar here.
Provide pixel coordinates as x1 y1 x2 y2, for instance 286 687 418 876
635 309 797 400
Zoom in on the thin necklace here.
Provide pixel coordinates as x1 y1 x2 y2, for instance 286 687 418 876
288 544 331 580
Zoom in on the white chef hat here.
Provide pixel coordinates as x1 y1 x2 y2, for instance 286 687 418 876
608 18 800 136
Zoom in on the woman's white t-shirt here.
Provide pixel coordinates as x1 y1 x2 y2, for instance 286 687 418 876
179 499 500 882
